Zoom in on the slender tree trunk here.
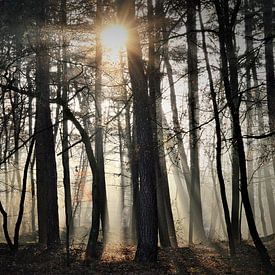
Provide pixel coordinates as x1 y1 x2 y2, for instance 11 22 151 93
125 95 138 244
59 0 73 264
117 111 127 241
162 29 191 196
147 0 170 248
231 142 240 244
209 158 227 239
214 0 272 268
187 0 205 243
198 2 235 255
244 0 255 217
162 113 190 217
263 0 275 174
255 79 275 236
14 138 35 250
257 170 268 236
26 65 36 234
0 201 13 250
94 0 108 241
253 48 275 235
85 0 108 259
155 0 177 248
263 166 275 233
61 106 100 259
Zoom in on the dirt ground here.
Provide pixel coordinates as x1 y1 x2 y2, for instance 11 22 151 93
0 241 274 274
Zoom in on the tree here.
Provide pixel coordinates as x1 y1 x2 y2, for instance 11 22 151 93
214 0 272 269
147 0 177 248
186 0 205 243
117 0 158 262
263 0 275 180
198 0 235 255
34 0 60 246
60 0 73 263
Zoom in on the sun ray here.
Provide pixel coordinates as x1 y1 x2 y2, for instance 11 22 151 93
100 24 128 62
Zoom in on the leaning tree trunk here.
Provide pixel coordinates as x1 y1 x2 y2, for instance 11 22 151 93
163 46 191 194
198 2 235 255
214 0 272 269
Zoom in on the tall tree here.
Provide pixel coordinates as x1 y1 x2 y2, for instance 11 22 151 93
198 0 235 256
244 0 255 217
85 0 109 259
60 0 73 262
34 0 60 246
147 0 178 248
94 0 108 239
186 0 205 243
214 0 272 269
117 0 158 262
263 0 275 174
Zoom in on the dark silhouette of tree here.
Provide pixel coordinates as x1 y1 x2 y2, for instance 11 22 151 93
117 0 158 262
214 0 272 270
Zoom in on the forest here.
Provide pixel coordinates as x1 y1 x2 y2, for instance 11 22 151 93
0 0 275 273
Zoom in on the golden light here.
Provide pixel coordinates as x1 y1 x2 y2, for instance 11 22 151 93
100 24 128 62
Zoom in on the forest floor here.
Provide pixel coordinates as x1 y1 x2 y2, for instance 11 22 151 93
0 241 274 274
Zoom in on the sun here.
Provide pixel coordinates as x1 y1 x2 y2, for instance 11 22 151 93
100 24 128 62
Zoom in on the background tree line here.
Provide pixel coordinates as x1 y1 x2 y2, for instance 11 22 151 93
0 0 274 270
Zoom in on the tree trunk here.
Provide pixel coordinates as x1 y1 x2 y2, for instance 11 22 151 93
60 0 73 263
253 45 275 235
123 81 138 243
162 22 191 196
117 0 158 262
14 137 35 250
257 170 268 236
147 0 171 248
26 64 36 234
198 2 235 255
117 110 127 241
263 166 275 233
94 0 108 241
263 0 275 174
61 106 100 259
214 0 272 269
244 0 255 217
35 1 60 246
187 0 205 243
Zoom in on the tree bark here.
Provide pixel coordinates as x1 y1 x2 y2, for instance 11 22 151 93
198 2 235 255
60 0 73 264
244 0 255 217
214 0 272 269
35 0 60 246
147 0 171 248
187 0 205 243
94 0 108 241
117 0 158 262
263 0 275 174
